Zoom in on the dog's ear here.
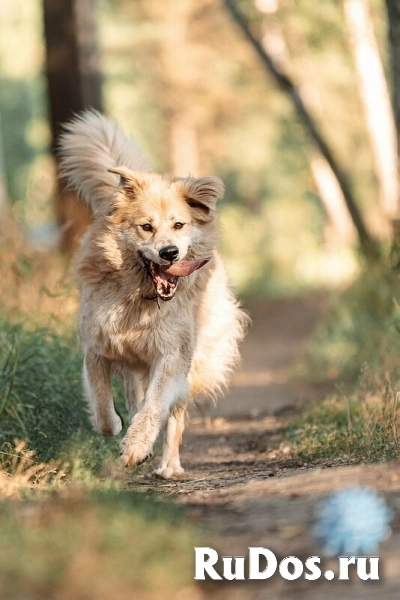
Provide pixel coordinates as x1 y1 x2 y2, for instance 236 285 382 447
108 166 147 195
178 176 225 223
107 166 148 216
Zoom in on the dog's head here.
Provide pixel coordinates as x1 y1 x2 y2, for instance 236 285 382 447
105 167 224 301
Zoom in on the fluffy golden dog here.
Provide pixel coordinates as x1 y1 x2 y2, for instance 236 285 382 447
59 111 248 478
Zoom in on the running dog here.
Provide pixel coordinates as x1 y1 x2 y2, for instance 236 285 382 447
59 111 248 478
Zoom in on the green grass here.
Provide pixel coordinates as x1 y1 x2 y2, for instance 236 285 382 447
0 315 129 476
286 388 400 464
287 265 400 464
0 490 198 600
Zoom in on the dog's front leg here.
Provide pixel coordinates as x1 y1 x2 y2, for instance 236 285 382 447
83 351 123 436
120 362 188 467
154 404 186 479
123 368 146 422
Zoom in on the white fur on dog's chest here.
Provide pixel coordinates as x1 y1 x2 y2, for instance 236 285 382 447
80 291 193 366
59 110 248 476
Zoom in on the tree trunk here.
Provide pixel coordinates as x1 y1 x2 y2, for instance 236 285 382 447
386 0 400 245
43 0 102 253
169 112 199 177
226 0 378 258
153 0 200 176
310 155 356 246
258 1 356 247
345 0 398 223
386 1 400 135
0 109 7 214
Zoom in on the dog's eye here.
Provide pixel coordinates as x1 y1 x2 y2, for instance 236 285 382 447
174 222 184 230
141 223 153 232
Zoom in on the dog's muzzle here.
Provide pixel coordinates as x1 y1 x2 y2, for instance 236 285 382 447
140 253 212 302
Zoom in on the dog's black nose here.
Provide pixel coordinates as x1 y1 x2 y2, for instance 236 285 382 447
159 245 179 262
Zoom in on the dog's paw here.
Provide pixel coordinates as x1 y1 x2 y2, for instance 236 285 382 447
95 412 123 437
120 447 153 468
153 465 185 480
119 434 154 467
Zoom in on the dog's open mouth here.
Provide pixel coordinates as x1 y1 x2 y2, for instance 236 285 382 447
141 255 211 301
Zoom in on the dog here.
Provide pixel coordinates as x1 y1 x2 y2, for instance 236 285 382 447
59 111 248 478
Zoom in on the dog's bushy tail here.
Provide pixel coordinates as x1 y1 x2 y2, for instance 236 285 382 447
58 110 151 212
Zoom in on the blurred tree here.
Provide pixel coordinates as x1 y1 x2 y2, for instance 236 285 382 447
43 0 102 253
345 0 398 226
225 0 378 257
0 0 385 290
256 0 356 249
386 0 400 241
0 112 6 212
154 0 200 176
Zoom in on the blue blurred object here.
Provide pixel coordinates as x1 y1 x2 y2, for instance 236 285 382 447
313 486 393 556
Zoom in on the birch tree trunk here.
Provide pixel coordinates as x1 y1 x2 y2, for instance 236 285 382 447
345 0 398 223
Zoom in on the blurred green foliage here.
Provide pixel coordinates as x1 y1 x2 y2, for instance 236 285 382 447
0 491 197 600
306 265 400 378
287 264 400 463
0 0 390 295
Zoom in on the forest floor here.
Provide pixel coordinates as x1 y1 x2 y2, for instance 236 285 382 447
132 297 400 600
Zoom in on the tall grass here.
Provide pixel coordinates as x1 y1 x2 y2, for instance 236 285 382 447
0 316 127 472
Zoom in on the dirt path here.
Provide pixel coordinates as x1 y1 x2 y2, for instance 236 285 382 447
132 297 400 599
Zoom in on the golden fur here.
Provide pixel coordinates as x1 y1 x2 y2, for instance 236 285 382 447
59 111 248 478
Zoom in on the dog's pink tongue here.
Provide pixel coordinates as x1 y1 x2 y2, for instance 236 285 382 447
164 257 211 277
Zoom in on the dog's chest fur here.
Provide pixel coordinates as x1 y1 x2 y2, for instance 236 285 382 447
79 285 197 364
77 245 207 370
